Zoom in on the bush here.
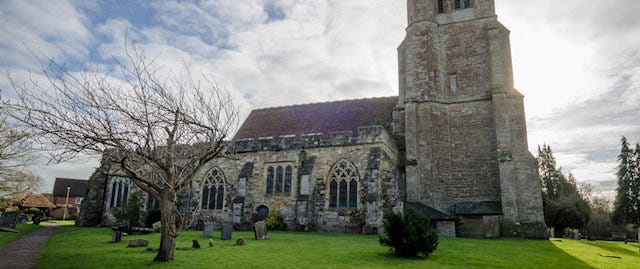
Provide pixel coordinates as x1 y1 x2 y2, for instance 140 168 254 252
265 211 287 231
379 207 439 257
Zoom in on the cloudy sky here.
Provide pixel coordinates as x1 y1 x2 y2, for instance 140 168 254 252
1 0 638 199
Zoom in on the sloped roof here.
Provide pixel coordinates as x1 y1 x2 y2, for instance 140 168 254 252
406 202 454 220
53 178 87 197
233 96 398 141
20 194 55 208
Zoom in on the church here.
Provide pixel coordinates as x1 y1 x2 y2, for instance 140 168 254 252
78 0 547 239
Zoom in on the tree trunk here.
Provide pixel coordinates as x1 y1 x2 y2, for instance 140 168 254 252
154 189 177 262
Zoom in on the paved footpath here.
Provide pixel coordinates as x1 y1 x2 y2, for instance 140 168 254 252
0 223 57 269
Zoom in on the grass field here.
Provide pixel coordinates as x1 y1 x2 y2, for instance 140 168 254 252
0 222 42 248
34 225 640 269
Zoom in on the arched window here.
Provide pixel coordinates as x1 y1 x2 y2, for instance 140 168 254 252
266 166 274 194
108 177 130 208
202 168 225 210
275 166 283 193
266 164 293 194
284 165 293 193
327 160 359 209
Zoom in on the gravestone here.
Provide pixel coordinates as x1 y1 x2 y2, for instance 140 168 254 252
127 238 149 247
0 211 19 229
203 222 214 238
254 221 268 240
221 224 233 240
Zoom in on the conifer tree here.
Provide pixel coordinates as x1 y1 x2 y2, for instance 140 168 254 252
612 136 639 225
537 144 591 233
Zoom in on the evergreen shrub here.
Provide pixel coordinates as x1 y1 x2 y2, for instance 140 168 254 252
379 207 439 257
265 211 287 231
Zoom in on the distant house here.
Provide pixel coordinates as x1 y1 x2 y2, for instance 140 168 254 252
20 193 56 210
50 178 88 219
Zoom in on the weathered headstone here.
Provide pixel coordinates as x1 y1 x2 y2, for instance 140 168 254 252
203 222 214 238
221 224 233 240
0 211 19 229
127 238 149 247
254 221 268 240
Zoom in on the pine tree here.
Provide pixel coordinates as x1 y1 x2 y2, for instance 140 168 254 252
538 144 563 200
612 136 638 225
537 144 591 233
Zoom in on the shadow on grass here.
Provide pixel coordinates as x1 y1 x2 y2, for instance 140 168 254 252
581 240 640 257
420 237 596 269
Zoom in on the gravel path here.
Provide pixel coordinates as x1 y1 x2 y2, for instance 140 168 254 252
0 223 57 269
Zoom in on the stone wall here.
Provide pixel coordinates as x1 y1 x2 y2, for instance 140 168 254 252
192 126 401 234
397 0 547 238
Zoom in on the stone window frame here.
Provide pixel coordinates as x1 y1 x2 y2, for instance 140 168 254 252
265 163 294 195
326 159 360 210
108 176 130 208
201 167 226 210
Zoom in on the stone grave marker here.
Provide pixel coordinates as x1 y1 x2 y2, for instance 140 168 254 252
221 224 233 240
203 222 214 238
254 221 268 240
0 211 19 230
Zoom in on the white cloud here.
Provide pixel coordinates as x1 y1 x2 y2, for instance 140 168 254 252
0 0 93 69
2 0 639 200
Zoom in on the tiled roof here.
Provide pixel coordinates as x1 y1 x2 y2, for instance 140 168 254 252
20 194 55 208
233 96 398 141
53 178 87 197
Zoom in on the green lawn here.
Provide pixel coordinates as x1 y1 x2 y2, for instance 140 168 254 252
35 226 640 269
0 222 42 248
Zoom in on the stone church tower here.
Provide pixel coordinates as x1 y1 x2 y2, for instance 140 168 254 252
394 0 547 238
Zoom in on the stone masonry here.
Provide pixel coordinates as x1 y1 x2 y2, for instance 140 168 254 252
78 0 547 238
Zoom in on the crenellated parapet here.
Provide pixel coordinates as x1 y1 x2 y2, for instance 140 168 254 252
231 125 395 153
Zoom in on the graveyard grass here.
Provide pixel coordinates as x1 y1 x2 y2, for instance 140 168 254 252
35 224 640 269
0 223 42 248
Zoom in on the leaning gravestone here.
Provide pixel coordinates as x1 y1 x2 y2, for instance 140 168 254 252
254 221 268 240
221 224 233 240
203 222 214 238
0 211 19 230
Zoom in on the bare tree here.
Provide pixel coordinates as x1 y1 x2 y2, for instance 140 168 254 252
1 46 239 262
0 171 43 207
0 118 41 207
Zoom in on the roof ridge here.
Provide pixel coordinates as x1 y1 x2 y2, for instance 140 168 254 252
252 95 398 112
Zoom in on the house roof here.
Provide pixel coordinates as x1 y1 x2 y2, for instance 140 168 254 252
233 96 398 141
52 178 87 197
20 194 55 208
